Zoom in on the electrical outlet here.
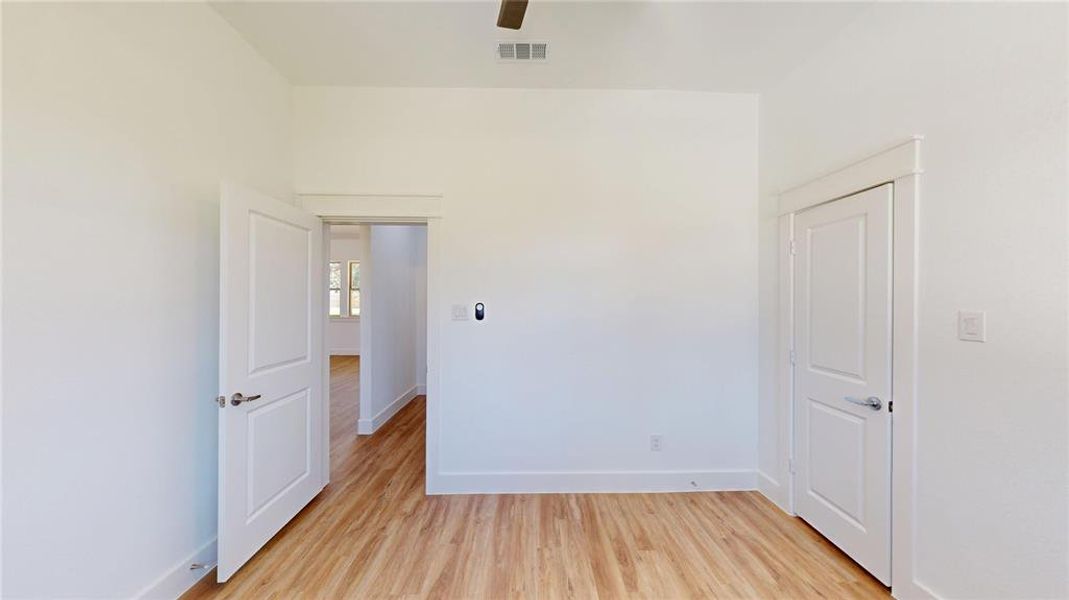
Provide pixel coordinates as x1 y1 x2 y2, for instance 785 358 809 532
649 434 663 452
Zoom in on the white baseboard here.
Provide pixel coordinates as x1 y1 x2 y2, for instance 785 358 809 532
415 384 426 395
892 578 941 600
135 537 216 600
358 385 418 434
431 469 756 495
757 470 792 515
329 348 360 356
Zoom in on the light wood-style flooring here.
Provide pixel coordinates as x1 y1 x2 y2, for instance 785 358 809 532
185 356 888 599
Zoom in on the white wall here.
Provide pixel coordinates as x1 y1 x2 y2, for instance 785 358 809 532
413 229 427 389
757 4 1068 598
359 225 427 433
328 228 363 355
2 4 292 597
295 88 759 492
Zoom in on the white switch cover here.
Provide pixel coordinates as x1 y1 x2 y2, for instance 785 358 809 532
451 304 470 321
649 434 663 452
957 310 986 342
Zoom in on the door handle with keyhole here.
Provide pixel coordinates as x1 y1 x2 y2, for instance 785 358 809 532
844 395 882 411
231 392 262 406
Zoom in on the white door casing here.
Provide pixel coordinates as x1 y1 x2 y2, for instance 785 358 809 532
219 182 325 582
793 183 892 584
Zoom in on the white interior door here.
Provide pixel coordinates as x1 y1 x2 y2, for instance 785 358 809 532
218 182 325 582
793 183 892 584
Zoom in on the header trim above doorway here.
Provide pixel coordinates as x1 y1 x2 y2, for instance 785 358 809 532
298 193 443 221
777 136 922 215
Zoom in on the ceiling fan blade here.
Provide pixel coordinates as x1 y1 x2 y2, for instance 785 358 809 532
497 0 528 30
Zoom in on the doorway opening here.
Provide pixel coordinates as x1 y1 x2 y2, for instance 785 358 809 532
302 192 444 497
325 223 428 461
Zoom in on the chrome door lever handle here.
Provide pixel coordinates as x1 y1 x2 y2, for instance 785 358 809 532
844 395 882 411
231 393 263 406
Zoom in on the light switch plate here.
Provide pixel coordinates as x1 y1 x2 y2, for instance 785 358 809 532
957 310 986 342
451 304 470 321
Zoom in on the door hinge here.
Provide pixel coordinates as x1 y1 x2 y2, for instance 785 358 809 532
789 348 796 366
788 239 797 256
788 458 796 475
888 400 894 413
215 395 226 408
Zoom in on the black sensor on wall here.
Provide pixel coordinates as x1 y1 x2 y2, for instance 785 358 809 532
475 303 485 321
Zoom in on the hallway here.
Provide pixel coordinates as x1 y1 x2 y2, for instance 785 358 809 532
185 357 887 599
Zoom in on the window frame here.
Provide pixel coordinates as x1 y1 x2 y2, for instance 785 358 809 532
328 261 343 317
348 260 361 317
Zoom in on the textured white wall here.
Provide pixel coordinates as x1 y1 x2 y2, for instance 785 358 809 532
2 3 292 597
362 225 426 428
757 4 1068 597
413 229 427 388
295 87 759 491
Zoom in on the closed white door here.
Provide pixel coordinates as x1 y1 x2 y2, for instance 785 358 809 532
218 182 325 581
793 183 892 584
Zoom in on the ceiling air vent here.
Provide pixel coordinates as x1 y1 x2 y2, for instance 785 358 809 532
497 41 548 62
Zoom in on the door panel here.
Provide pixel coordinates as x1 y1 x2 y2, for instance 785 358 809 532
807 215 867 381
248 212 312 374
807 399 865 525
219 182 324 582
794 184 892 585
247 389 311 518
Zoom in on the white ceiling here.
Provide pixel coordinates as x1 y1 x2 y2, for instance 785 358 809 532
210 1 870 92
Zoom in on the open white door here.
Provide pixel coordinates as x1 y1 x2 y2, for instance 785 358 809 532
793 184 892 584
218 183 325 582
